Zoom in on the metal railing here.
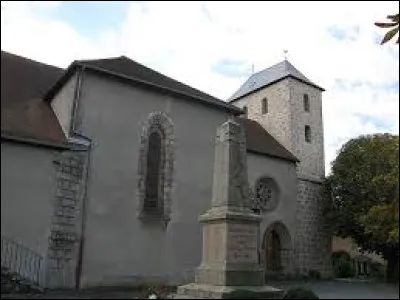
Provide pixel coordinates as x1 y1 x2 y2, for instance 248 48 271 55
1 235 45 288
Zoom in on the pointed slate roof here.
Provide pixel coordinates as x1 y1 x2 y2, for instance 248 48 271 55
229 60 324 102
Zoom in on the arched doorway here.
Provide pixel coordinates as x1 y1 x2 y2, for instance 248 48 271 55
262 222 292 278
266 230 281 271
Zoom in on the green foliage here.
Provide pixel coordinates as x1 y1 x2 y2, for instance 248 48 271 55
283 287 319 299
375 13 399 45
334 260 356 278
370 262 386 279
332 250 355 278
332 250 351 263
360 202 399 244
324 133 399 279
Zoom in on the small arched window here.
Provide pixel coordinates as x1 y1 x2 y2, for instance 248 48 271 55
243 106 248 118
262 98 268 115
305 125 311 143
303 94 310 112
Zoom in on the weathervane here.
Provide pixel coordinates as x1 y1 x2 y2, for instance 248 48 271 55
283 49 288 61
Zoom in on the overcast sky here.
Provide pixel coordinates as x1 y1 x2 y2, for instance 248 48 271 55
1 1 399 174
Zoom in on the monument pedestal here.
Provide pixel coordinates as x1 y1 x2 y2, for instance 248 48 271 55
195 207 264 286
176 284 283 299
174 120 283 299
175 207 283 298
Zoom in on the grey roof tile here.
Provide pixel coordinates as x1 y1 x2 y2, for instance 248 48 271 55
238 117 298 162
229 60 323 101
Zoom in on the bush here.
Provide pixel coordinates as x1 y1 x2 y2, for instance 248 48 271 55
226 289 258 299
334 260 355 278
332 250 351 264
283 287 319 299
332 250 355 278
370 262 386 279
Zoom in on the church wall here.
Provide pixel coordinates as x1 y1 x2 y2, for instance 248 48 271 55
1 141 59 256
50 73 78 139
247 152 298 275
75 71 233 287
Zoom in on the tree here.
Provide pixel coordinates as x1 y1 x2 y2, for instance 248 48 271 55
324 133 399 280
375 13 399 45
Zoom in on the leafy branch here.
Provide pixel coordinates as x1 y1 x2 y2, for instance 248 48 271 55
375 13 399 45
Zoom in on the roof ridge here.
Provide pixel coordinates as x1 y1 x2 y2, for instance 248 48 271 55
42 53 242 114
1 50 64 71
77 55 225 103
76 55 125 63
283 59 291 72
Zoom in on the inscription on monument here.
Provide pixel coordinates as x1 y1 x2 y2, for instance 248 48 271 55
228 224 257 263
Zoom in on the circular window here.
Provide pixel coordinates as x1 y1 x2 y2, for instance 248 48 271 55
253 177 279 212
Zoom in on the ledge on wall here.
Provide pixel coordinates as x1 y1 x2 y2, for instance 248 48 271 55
138 213 171 229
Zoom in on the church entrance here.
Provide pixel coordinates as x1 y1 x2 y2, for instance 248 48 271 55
266 230 282 272
262 222 292 279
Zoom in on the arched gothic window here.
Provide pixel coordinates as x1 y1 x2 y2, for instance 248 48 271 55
138 112 174 224
144 130 163 215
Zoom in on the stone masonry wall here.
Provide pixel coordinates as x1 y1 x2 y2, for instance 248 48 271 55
232 79 293 153
288 77 325 178
295 179 332 278
232 77 325 179
45 148 88 289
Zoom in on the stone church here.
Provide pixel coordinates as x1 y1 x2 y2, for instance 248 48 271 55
1 50 331 289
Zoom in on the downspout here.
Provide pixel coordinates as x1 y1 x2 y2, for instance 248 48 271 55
68 65 92 289
74 134 92 290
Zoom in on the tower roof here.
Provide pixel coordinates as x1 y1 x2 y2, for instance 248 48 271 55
229 60 324 102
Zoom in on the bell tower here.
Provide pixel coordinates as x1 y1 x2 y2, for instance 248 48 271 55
228 59 325 181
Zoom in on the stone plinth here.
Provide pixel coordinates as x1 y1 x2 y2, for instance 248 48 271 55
175 120 283 299
195 207 264 287
176 284 283 299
